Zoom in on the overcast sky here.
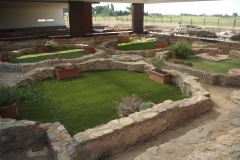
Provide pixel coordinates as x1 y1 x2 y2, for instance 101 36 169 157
93 0 240 15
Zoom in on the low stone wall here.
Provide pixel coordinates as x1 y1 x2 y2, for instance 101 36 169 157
15 59 152 86
0 119 47 153
46 122 78 160
229 50 240 58
0 49 107 73
164 62 240 86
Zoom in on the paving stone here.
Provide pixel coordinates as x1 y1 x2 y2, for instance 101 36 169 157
217 114 236 122
205 121 227 132
229 110 240 118
229 127 240 135
183 150 220 160
230 118 240 127
146 146 158 155
209 131 227 141
200 144 216 152
178 127 209 144
175 145 194 157
216 135 236 146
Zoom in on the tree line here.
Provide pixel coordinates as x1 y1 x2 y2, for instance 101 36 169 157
92 4 149 16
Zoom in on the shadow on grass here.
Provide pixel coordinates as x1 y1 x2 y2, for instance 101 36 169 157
10 49 87 63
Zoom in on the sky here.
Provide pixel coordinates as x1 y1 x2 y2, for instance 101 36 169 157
92 0 240 15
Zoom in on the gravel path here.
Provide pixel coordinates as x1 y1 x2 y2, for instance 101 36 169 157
0 72 26 86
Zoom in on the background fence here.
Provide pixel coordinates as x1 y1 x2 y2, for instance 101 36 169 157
64 15 240 28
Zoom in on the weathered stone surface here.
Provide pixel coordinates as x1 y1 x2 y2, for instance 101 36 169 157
217 113 236 122
112 54 144 62
230 90 240 105
26 146 49 158
230 118 240 127
195 53 230 62
216 134 236 146
228 68 240 75
178 127 209 144
229 50 240 58
229 127 240 135
204 121 227 132
0 119 46 153
46 122 77 160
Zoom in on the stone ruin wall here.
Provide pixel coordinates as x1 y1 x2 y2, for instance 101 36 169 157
164 62 240 86
0 119 47 153
0 59 212 160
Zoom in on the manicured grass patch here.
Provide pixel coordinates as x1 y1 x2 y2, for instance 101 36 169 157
10 49 87 63
167 56 240 74
118 40 156 51
16 70 183 136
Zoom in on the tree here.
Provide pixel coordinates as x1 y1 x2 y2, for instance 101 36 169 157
63 8 68 14
92 7 95 15
115 10 123 16
125 5 132 14
95 6 105 15
233 13 238 18
102 7 109 17
122 10 130 16
110 3 114 11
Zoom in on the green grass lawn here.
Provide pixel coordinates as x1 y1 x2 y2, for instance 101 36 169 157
167 55 240 73
16 70 183 136
118 40 156 51
10 49 87 63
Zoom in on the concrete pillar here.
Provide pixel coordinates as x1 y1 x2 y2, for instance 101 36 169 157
84 3 93 34
68 1 85 37
132 3 144 33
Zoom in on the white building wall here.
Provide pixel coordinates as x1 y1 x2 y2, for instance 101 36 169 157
0 2 68 29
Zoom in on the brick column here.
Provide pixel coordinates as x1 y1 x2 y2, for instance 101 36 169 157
132 3 144 33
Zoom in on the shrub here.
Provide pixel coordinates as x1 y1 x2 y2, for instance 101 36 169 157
140 102 151 110
115 95 142 117
45 39 58 51
151 55 165 71
168 39 192 58
0 85 28 106
230 34 240 41
156 35 171 44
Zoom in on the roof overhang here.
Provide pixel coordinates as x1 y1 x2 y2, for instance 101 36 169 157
0 0 219 4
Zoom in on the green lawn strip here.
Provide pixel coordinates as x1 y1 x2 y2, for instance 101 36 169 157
16 70 183 136
10 49 87 63
167 56 240 74
118 40 156 51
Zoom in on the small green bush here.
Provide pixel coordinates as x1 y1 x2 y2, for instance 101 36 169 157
182 91 192 99
168 39 192 58
140 102 151 110
151 55 165 70
0 85 28 106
